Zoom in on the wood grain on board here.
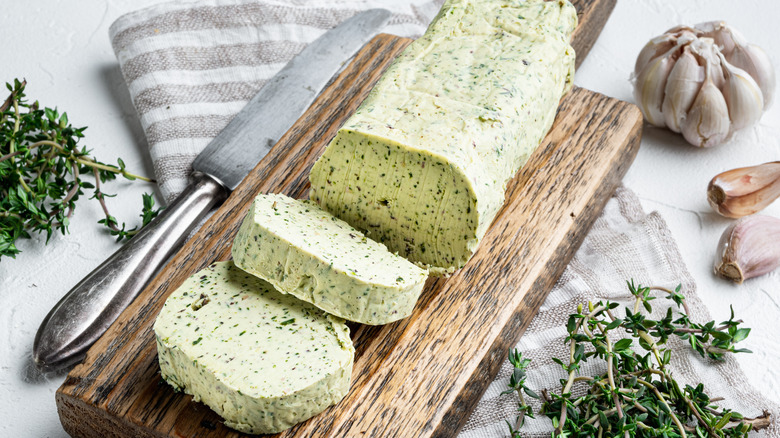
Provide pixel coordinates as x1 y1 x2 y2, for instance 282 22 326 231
57 0 642 436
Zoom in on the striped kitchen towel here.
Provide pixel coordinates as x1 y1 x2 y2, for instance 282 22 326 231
109 2 780 436
109 0 445 203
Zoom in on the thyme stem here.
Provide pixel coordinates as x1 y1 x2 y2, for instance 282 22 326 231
635 378 687 438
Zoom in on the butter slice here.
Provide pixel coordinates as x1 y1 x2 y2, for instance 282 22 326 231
154 261 354 434
309 0 577 273
232 193 428 325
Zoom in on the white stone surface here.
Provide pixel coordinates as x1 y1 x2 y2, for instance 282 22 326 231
0 1 778 436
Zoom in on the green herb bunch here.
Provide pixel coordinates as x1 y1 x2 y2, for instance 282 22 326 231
504 281 770 437
0 79 161 259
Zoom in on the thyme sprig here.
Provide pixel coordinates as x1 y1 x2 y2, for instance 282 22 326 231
502 350 539 436
0 79 161 259
504 281 770 437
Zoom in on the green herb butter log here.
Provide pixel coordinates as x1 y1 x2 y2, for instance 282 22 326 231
154 261 354 434
232 193 428 325
309 0 577 273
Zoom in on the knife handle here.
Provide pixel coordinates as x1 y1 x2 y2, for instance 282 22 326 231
33 172 228 372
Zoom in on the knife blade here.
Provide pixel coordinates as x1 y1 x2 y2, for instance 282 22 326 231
33 8 392 373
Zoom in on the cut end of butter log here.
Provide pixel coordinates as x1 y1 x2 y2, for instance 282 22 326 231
309 0 577 274
154 261 354 434
232 193 429 325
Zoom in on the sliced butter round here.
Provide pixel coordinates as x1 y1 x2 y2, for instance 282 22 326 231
232 193 429 325
154 261 354 434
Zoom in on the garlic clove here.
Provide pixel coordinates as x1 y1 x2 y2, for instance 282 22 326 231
680 78 730 147
635 33 676 76
727 43 776 109
714 215 780 283
708 161 780 218
634 47 678 127
721 57 764 131
662 48 704 133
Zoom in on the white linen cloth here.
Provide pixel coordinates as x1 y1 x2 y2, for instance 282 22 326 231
460 187 780 437
109 2 779 435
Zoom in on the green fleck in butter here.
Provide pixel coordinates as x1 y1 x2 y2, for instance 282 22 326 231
232 193 429 325
309 0 577 273
154 261 354 434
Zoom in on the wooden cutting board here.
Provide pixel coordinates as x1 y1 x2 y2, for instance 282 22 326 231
56 1 643 436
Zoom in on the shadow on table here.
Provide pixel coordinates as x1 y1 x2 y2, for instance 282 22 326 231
20 350 72 384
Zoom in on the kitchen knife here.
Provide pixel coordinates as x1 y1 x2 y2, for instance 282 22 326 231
33 8 392 373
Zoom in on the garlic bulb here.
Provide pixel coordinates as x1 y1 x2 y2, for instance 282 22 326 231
632 21 775 147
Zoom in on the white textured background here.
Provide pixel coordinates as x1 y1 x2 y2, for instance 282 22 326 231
1 1 778 437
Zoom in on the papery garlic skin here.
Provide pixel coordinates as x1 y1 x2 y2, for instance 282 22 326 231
708 161 780 218
695 21 745 57
715 215 780 283
633 21 775 147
